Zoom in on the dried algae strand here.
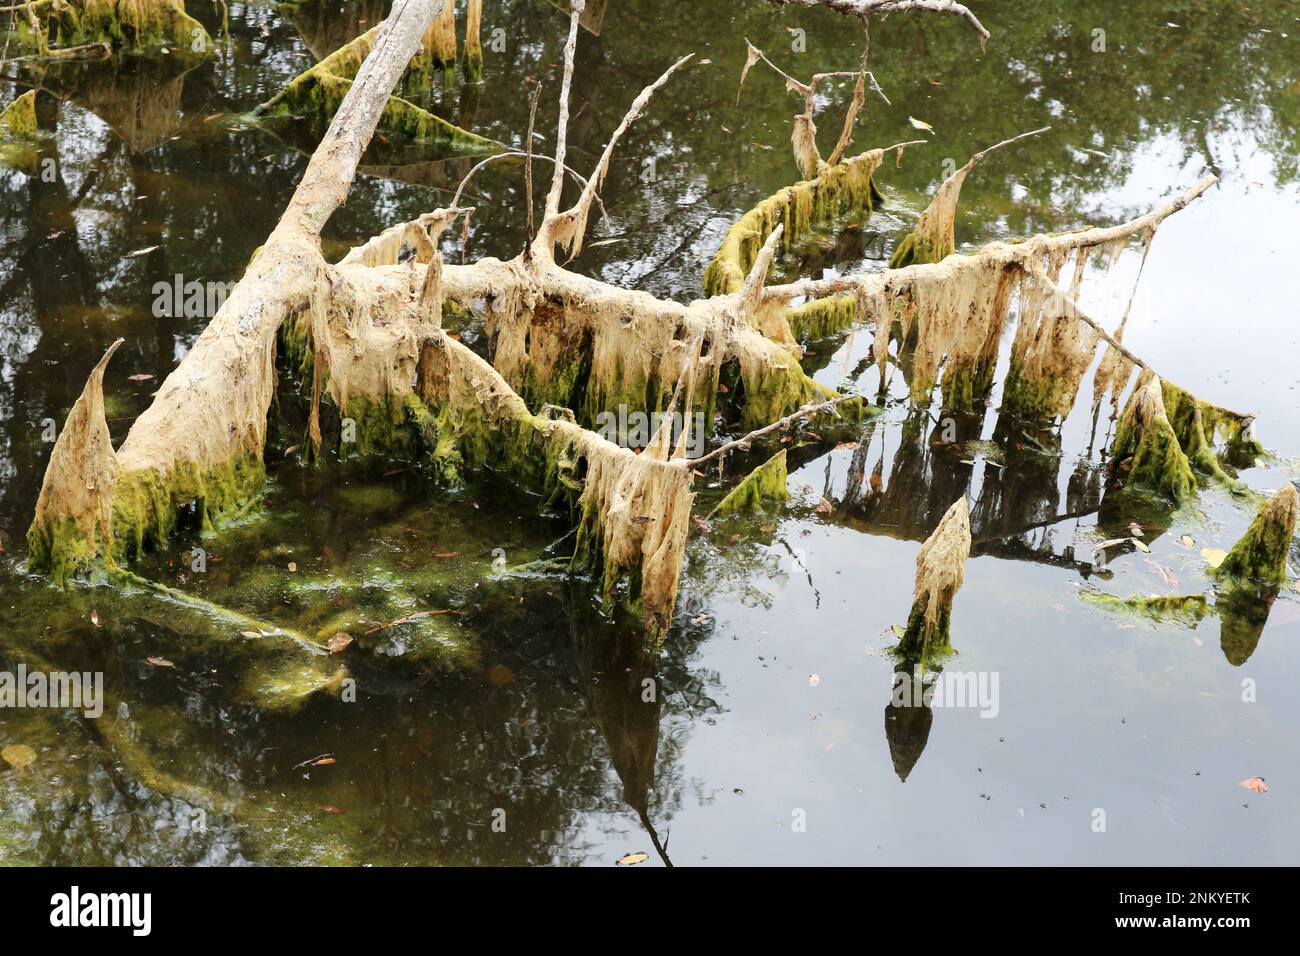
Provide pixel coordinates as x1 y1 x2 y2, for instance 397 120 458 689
464 0 483 80
416 333 695 633
711 449 789 517
27 340 123 585
888 127 1049 269
898 495 970 665
424 0 457 70
1109 375 1195 503
1212 484 1298 587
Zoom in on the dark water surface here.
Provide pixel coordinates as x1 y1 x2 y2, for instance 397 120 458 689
2 1 1299 865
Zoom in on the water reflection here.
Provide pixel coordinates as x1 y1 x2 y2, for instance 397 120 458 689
2 0 1298 864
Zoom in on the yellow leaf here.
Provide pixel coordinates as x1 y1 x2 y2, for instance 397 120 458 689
2 744 36 770
908 116 935 133
617 852 649 866
1202 548 1228 569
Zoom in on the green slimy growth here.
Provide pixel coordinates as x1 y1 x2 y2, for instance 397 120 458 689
703 152 881 298
254 23 498 163
887 231 951 270
8 0 212 57
1080 590 1211 628
0 91 40 173
1211 483 1298 587
897 603 954 670
1109 377 1196 504
712 450 788 517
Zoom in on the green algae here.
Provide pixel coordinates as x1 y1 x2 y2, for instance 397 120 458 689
254 23 498 163
8 0 212 58
1109 377 1196 504
711 449 788 517
1080 590 1211 628
1211 484 1298 587
703 152 881 298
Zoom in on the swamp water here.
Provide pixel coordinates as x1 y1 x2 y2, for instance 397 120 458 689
1 0 1299 865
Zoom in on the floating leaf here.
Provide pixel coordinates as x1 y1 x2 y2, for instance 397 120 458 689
616 852 649 866
908 116 935 132
1179 535 1196 548
1239 776 1268 793
486 664 515 687
90 610 101 627
127 373 154 382
1 744 36 770
313 757 337 766
319 804 345 814
433 551 462 559
328 632 354 655
814 497 834 514
287 561 298 572
808 674 821 687
1131 538 1150 553
1093 538 1131 553
125 246 159 258
145 657 175 668
1202 548 1228 569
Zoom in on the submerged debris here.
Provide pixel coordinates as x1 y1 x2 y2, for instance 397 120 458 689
898 496 970 665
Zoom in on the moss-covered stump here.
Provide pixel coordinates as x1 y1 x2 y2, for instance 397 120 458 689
1212 483 1298 586
27 341 123 585
897 496 970 667
254 18 498 162
1109 375 1196 503
711 450 788 517
8 0 211 57
0 91 40 173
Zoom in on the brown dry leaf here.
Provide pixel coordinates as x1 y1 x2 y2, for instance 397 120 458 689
127 373 154 382
616 851 649 866
486 664 515 687
90 610 101 628
1239 776 1268 793
145 657 175 668
434 551 462 559
692 515 713 534
328 632 354 655
908 116 935 133
319 804 345 814
313 757 337 766
1 744 37 771
814 497 834 515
